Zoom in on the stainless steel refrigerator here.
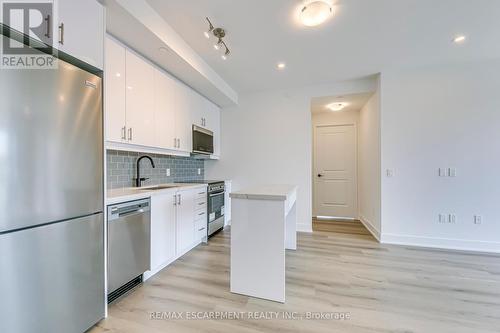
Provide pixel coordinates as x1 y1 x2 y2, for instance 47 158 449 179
0 32 105 332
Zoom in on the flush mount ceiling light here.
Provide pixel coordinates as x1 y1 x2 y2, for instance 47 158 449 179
452 35 467 44
204 17 231 60
277 62 286 70
327 102 348 111
300 0 334 27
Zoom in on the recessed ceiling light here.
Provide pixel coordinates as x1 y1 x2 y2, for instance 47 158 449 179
327 102 348 111
453 35 466 44
277 63 286 69
300 0 334 27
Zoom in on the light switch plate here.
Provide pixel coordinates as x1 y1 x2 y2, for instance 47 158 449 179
448 168 457 177
474 215 482 225
448 214 456 223
439 168 447 177
439 214 447 223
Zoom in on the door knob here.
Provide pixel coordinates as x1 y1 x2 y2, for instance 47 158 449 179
317 174 323 177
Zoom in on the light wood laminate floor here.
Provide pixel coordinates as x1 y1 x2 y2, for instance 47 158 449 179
89 221 500 333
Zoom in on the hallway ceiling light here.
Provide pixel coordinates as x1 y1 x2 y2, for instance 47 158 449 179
300 0 334 27
327 102 348 111
204 17 231 60
453 35 467 44
277 62 286 69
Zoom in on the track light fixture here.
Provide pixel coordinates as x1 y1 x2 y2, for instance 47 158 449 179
204 17 231 60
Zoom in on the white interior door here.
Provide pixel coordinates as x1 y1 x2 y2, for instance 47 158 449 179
314 124 357 218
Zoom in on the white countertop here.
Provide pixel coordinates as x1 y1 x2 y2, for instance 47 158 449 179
107 183 207 205
230 185 298 201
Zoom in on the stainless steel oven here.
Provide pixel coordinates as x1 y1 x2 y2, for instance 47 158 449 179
207 181 225 236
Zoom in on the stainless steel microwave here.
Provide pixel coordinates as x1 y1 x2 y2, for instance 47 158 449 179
192 125 214 155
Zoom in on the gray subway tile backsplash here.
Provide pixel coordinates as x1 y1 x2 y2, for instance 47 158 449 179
106 150 204 189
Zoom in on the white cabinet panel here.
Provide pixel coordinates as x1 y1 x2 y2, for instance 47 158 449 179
190 92 205 128
175 188 196 254
105 36 126 143
174 83 193 152
154 69 176 150
206 101 221 157
126 50 156 147
150 191 177 270
56 0 104 69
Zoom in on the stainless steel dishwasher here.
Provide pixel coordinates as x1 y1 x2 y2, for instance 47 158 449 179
107 198 151 302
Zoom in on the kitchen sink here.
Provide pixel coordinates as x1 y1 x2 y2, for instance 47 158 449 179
137 185 178 191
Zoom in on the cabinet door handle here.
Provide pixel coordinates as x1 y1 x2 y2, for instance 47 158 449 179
58 22 64 45
121 126 126 140
177 138 180 148
198 227 205 231
128 128 132 141
177 194 181 205
173 194 177 206
198 212 205 216
44 14 51 38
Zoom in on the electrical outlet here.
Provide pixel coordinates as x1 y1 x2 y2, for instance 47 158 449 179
166 168 170 177
439 168 447 177
439 214 447 223
448 214 456 224
474 215 482 225
448 168 457 177
197 168 201 175
386 169 394 177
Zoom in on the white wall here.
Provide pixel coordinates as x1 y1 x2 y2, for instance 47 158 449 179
205 78 377 232
380 59 500 252
312 110 359 127
358 79 381 239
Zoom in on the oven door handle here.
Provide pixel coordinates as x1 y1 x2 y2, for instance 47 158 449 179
209 192 224 198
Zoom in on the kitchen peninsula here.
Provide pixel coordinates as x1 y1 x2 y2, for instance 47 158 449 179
229 185 297 303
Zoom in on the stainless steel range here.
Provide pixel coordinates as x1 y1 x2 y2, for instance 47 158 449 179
207 181 225 236
183 180 225 237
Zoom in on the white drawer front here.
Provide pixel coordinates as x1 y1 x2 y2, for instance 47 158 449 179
196 189 207 200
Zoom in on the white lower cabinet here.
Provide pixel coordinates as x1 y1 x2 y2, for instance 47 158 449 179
175 188 196 255
150 191 176 272
146 186 207 280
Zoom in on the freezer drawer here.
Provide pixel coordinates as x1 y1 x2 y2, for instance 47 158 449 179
0 213 105 333
108 199 151 294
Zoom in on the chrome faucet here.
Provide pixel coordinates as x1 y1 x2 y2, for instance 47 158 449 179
135 155 155 187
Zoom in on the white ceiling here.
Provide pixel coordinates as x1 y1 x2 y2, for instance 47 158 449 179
145 0 500 94
311 92 373 114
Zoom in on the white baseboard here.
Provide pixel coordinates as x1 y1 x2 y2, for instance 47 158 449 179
381 233 500 254
297 223 312 233
358 215 381 242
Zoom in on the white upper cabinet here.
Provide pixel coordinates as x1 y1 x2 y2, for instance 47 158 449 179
174 83 194 153
56 0 104 69
154 68 177 150
104 38 221 158
2 0 104 68
105 37 126 143
125 50 156 147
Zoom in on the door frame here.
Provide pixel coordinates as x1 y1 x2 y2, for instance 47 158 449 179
312 122 358 219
